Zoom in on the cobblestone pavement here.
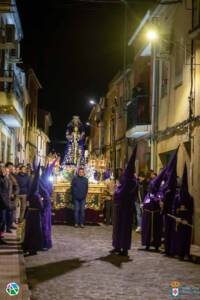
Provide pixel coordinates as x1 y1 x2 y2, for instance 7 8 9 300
25 225 200 300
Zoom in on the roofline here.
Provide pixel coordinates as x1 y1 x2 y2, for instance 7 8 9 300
109 66 132 89
28 69 42 89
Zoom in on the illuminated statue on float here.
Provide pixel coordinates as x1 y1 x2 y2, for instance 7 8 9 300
63 116 86 166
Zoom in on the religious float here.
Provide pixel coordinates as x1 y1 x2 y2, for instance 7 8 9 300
50 116 108 224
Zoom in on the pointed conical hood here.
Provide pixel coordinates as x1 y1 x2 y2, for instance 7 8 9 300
40 159 56 195
149 166 167 194
179 163 193 212
43 159 57 179
29 163 40 197
124 146 137 179
49 159 57 175
160 147 179 194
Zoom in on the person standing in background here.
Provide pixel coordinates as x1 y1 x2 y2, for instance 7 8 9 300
104 177 116 225
16 166 31 223
71 168 88 228
5 162 19 229
135 172 146 233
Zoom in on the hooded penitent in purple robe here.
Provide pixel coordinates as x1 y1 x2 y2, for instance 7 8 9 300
141 193 162 250
170 164 193 258
141 165 167 250
141 148 179 251
39 160 56 250
112 147 137 254
160 149 179 255
23 164 43 254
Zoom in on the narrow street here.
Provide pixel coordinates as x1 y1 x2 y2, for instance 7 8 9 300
25 225 200 300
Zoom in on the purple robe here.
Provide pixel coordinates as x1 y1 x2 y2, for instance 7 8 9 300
112 147 137 251
39 182 52 249
23 164 43 253
23 192 43 252
170 164 193 257
38 160 56 250
141 193 162 248
159 149 178 254
112 178 137 250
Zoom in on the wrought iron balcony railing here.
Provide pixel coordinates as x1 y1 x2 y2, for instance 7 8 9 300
127 95 150 131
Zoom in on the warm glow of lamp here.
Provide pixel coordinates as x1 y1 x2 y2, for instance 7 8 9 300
89 99 96 105
146 30 158 41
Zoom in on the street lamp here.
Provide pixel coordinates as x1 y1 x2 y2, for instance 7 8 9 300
146 29 159 41
89 99 96 105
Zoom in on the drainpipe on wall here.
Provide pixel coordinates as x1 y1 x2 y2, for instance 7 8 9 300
189 2 195 187
150 43 159 172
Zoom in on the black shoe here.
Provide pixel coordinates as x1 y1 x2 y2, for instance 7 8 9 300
24 251 37 257
109 248 120 254
145 246 150 251
118 250 128 257
6 229 13 233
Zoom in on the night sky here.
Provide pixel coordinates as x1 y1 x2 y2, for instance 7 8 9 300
16 0 155 153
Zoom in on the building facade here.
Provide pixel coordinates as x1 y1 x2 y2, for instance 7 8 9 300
24 69 42 163
127 1 200 245
89 69 133 174
0 0 27 164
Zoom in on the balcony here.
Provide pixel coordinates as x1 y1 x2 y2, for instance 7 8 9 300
126 95 151 139
0 70 23 128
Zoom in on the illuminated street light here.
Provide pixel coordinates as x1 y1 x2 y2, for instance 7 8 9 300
89 99 96 105
146 29 158 41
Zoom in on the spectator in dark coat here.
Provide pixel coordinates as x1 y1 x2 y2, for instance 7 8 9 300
71 168 88 228
16 166 31 223
5 162 19 230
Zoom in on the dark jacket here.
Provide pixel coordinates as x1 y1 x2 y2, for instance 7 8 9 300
16 173 31 195
71 176 88 201
8 174 19 210
9 174 19 198
0 175 10 209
